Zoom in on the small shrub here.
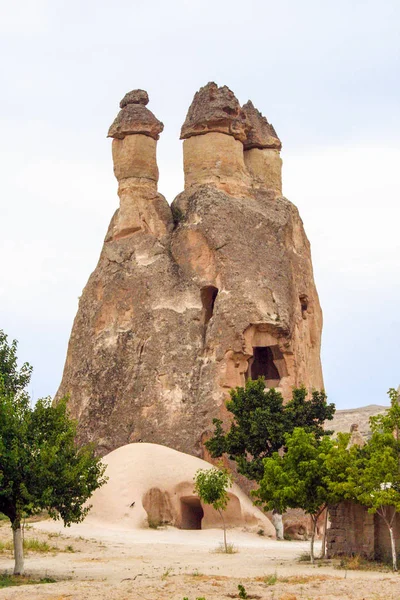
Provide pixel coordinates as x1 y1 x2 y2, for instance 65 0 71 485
65 545 75 553
238 583 248 598
172 205 185 227
298 551 311 562
214 542 237 554
257 529 265 536
148 517 163 529
161 567 173 579
265 571 278 585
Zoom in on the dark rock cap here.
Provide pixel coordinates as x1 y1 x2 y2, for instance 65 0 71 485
108 90 163 140
242 101 281 151
120 89 149 108
180 82 249 143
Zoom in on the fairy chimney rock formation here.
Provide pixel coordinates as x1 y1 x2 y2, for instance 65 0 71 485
56 83 324 459
242 100 282 194
107 90 171 239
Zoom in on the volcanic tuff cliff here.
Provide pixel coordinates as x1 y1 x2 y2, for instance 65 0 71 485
56 83 324 457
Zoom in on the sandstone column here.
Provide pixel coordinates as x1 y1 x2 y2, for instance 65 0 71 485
107 89 171 239
242 100 282 195
180 82 251 195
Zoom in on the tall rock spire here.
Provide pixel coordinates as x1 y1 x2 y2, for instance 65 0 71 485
56 83 324 471
180 82 251 195
107 90 171 240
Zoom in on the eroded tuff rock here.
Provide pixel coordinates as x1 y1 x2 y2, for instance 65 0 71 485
180 82 249 142
57 84 323 459
242 101 281 150
108 89 163 140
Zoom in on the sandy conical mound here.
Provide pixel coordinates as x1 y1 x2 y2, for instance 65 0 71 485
86 443 275 536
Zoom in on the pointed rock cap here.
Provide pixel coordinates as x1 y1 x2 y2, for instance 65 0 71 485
108 89 164 140
242 101 281 151
180 82 249 143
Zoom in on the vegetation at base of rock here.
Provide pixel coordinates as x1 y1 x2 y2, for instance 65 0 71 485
0 329 108 576
0 574 57 588
172 204 185 226
254 428 350 564
205 379 335 483
328 388 400 572
194 466 232 553
336 554 393 572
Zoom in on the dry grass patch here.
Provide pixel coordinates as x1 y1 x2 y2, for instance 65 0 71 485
213 542 238 554
0 574 57 588
256 573 337 586
0 536 77 555
335 554 393 572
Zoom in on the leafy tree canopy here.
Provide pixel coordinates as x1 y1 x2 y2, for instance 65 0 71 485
254 427 349 562
205 378 335 482
329 388 400 571
0 330 107 575
194 466 232 552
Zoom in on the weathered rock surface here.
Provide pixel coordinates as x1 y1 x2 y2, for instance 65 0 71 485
326 404 388 439
180 82 248 142
56 84 324 459
86 442 275 534
242 100 281 150
108 89 163 140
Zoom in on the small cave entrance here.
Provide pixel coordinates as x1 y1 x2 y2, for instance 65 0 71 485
247 345 285 387
299 294 309 319
180 496 204 530
200 286 218 326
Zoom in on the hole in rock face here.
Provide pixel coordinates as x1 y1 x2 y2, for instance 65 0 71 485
180 497 204 530
247 345 285 387
299 294 309 318
200 286 218 326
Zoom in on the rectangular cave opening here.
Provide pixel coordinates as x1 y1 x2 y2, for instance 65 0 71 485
180 496 204 530
248 345 282 387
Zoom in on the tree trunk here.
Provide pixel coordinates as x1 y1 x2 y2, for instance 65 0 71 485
320 507 329 559
389 526 398 572
218 509 227 553
272 510 284 540
310 516 317 564
12 520 24 576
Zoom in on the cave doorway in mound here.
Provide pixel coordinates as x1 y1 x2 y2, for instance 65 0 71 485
180 496 204 530
200 286 218 326
247 345 284 388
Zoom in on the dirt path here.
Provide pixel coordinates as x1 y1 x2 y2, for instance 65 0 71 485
0 519 398 599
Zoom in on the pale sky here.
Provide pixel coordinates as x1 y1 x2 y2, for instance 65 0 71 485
1 0 399 410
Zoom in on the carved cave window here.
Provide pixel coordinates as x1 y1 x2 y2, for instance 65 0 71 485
247 345 285 388
180 496 204 530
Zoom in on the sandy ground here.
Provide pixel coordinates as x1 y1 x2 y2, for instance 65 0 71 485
0 519 399 600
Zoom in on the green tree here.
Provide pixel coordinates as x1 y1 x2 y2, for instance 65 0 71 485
255 428 346 563
194 466 232 553
0 330 107 575
334 389 400 571
205 379 335 484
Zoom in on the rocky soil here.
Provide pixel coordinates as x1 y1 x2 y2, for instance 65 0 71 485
0 519 398 599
